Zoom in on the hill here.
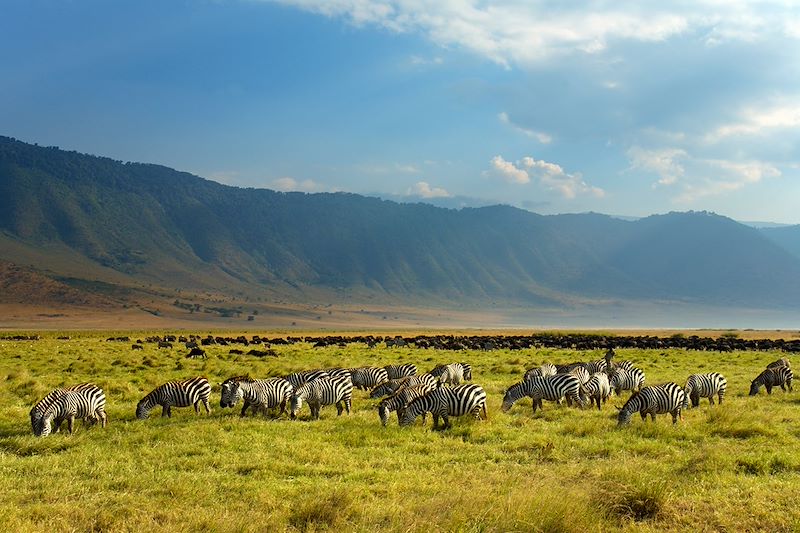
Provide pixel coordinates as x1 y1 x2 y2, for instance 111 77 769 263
2 135 800 314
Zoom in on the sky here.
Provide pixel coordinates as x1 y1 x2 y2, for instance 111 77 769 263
2 1 800 223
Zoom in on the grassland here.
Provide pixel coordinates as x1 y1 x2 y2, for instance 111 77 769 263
2 332 800 532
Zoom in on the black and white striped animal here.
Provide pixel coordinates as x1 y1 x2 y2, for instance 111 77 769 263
749 366 793 395
584 359 608 375
399 383 487 429
220 376 293 417
37 389 108 437
568 366 591 386
609 367 646 396
580 373 611 410
684 373 727 407
617 383 686 425
767 357 791 370
349 366 389 390
136 376 212 419
290 375 353 420
325 368 352 381
429 362 468 385
284 369 330 390
501 374 583 413
523 363 557 381
378 384 435 426
384 363 417 380
369 374 437 399
30 382 107 436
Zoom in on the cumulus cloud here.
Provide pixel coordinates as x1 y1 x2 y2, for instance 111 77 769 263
520 156 605 199
705 102 800 142
270 177 331 192
486 155 530 184
266 1 800 66
406 181 450 198
498 112 552 144
627 146 688 187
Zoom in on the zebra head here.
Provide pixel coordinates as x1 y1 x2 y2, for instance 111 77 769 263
748 380 761 396
377 403 391 426
220 381 243 408
135 398 152 419
398 407 416 427
501 382 524 412
616 396 637 426
289 394 303 419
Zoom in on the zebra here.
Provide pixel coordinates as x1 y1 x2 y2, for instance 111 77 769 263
378 383 435 426
369 374 437 399
30 382 107 436
37 390 108 437
609 360 634 373
461 362 473 381
568 366 591 386
767 357 791 370
284 369 330 390
220 376 293 417
609 367 646 396
501 374 583 413
684 373 727 407
136 376 212 419
349 366 389 390
324 368 352 381
749 366 793 395
580 373 611 410
523 363 557 381
290 375 353 420
617 383 686 425
384 363 417 380
399 383 487 430
429 362 467 385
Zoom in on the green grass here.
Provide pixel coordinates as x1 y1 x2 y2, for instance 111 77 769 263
2 333 800 531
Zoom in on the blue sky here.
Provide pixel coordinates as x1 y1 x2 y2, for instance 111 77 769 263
2 1 800 223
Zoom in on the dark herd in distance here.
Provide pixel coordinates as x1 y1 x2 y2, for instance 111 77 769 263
16 332 798 436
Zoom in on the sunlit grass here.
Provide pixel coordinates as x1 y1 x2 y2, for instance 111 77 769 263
1 332 800 531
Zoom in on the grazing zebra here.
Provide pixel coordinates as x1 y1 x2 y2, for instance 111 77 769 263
325 368 352 381
617 383 686 425
136 376 212 419
609 360 634 373
767 357 791 370
580 373 611 410
30 383 107 436
349 366 389 390
501 374 583 413
399 383 487 430
429 362 467 385
378 383 435 426
284 369 330 390
684 373 727 407
523 363 557 381
290 375 353 420
609 367 646 396
220 376 293 417
583 359 607 375
369 374 437 399
749 366 794 395
384 363 417 380
37 390 108 437
569 366 591 386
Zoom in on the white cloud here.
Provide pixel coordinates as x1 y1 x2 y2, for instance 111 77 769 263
266 1 800 66
485 155 529 184
406 181 450 198
706 102 800 142
521 156 605 199
270 177 331 192
410 55 444 66
627 146 688 187
498 112 552 144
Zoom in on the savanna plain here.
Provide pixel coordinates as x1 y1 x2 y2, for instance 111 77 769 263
2 331 800 532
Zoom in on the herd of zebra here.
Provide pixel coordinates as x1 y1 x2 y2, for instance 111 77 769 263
28 352 793 436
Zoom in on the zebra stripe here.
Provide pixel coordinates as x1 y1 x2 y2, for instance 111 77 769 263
767 357 791 370
749 366 793 395
584 359 608 375
30 382 106 435
502 374 583 413
325 368 352 381
378 383 435 426
609 367 646 395
369 373 437 399
568 366 591 386
618 382 686 425
349 366 389 390
523 363 557 381
136 376 212 419
429 362 467 385
290 375 354 419
684 373 727 407
220 376 294 417
38 390 107 437
384 363 418 380
399 383 487 429
580 373 611 410
284 369 330 390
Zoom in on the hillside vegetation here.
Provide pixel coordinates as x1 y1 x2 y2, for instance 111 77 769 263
3 136 800 312
2 333 800 531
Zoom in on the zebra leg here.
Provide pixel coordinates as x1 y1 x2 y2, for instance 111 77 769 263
336 401 344 416
67 415 75 435
278 399 287 417
766 385 773 395
432 413 439 429
97 409 108 428
640 411 647 422
441 415 451 430
203 399 211 414
344 396 352 415
482 402 488 420
240 401 251 417
709 396 714 406
162 405 171 417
